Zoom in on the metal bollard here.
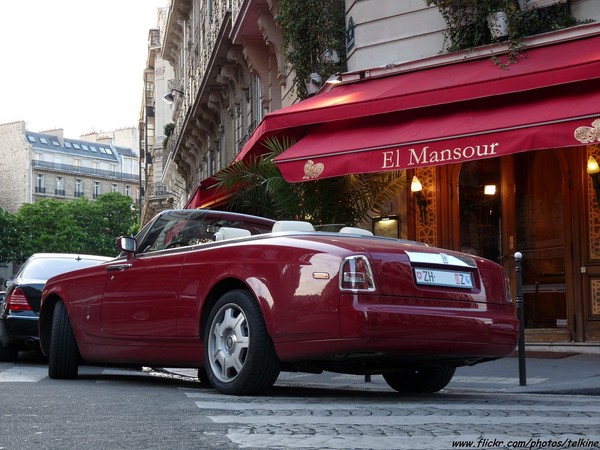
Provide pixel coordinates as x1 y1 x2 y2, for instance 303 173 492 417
514 251 527 386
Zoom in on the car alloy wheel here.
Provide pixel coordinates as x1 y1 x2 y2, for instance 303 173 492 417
205 289 280 395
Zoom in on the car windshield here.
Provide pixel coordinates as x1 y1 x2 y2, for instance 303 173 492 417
20 257 106 281
138 210 211 252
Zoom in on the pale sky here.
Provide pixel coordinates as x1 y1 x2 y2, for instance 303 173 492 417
0 0 168 138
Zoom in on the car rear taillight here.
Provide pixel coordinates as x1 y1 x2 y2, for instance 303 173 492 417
339 255 376 292
6 288 32 311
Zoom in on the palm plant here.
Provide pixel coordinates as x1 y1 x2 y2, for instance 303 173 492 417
214 137 405 227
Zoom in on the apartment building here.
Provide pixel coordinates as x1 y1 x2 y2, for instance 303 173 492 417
140 0 291 217
0 121 140 213
138 7 186 225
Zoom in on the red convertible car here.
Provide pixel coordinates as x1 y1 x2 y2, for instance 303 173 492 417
39 209 518 395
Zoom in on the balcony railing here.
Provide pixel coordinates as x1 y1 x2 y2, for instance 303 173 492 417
35 186 46 194
32 160 139 181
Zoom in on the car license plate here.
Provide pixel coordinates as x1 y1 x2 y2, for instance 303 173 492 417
414 268 473 289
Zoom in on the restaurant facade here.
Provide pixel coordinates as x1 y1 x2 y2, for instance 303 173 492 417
160 1 600 346
198 26 600 345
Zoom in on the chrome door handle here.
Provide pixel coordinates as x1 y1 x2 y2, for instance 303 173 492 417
106 263 133 271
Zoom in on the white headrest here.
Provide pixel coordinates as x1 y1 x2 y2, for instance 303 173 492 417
339 227 373 236
214 227 251 241
272 220 315 233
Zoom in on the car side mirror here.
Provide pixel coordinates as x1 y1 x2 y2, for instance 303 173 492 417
117 236 137 254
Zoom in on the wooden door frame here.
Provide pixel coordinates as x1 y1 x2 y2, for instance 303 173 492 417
438 151 582 341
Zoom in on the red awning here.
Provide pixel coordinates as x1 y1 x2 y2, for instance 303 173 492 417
236 31 600 167
274 80 600 181
184 30 600 204
184 177 230 209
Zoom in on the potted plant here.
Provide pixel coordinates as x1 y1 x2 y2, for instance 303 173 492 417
426 0 522 67
426 0 577 68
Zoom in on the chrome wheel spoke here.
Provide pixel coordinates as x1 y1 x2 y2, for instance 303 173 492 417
208 304 250 382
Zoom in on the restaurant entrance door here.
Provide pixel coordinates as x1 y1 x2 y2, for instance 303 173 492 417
458 151 570 338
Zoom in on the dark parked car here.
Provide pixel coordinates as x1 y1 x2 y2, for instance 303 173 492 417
0 253 112 361
39 209 519 395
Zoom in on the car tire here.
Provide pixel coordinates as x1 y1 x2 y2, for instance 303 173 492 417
383 366 456 393
204 289 280 395
0 343 18 362
48 302 79 379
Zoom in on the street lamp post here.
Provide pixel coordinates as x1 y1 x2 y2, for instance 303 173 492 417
514 251 526 386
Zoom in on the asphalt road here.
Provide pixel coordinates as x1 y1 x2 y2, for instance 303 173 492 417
1 351 599 449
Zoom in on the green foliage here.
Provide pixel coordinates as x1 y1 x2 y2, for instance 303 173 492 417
426 0 579 68
214 137 404 227
276 0 346 98
0 208 21 263
0 193 138 264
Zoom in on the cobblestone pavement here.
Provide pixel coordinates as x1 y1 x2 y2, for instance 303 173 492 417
166 354 600 450
2 354 599 450
181 384 600 449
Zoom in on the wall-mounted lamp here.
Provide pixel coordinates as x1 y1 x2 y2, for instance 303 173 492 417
325 73 342 85
411 176 429 224
163 88 184 104
484 184 497 196
587 155 600 205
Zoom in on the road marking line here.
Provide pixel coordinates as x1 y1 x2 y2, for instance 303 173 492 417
0 365 47 382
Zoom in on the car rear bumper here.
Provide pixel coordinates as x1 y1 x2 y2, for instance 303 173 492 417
0 315 40 350
275 293 519 363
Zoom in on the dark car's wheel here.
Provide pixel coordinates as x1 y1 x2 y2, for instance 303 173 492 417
48 302 79 379
197 366 211 386
204 289 280 395
0 343 18 362
383 366 456 393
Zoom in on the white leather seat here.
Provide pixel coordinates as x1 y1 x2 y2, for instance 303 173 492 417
339 226 373 236
214 227 251 241
272 220 315 233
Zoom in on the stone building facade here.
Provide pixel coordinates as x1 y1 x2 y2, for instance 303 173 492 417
0 121 140 213
142 0 292 218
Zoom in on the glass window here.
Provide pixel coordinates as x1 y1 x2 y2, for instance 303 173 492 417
40 137 48 144
82 145 89 151
52 140 60 146
19 255 108 281
459 158 501 261
27 136 36 142
111 184 118 193
65 142 72 148
73 143 81 149
90 146 97 152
